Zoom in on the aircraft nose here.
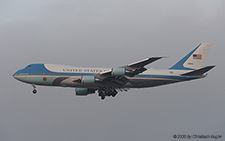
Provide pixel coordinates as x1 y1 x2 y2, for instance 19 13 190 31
13 70 20 80
13 70 18 78
12 70 27 82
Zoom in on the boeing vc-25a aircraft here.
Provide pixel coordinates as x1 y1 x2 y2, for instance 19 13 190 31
13 43 215 100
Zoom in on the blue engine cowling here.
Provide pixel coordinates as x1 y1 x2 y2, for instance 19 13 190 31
111 67 125 76
81 76 95 84
75 88 96 96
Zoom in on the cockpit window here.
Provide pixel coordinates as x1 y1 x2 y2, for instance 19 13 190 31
26 65 31 67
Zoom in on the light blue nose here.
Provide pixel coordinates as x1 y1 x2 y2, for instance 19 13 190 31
13 70 28 83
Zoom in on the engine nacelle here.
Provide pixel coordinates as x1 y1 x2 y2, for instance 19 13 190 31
81 76 95 84
111 67 125 76
75 88 95 96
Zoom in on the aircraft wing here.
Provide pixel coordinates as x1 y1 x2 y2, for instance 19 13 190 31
59 57 162 87
123 57 162 77
95 57 162 80
124 57 163 70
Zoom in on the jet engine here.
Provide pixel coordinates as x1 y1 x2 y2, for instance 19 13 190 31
111 67 125 76
75 88 95 96
81 76 95 84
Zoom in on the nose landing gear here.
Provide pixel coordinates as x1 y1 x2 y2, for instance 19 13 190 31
33 89 37 94
32 84 37 95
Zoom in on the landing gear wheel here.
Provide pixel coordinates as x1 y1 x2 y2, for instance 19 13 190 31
31 85 37 95
33 89 37 94
111 90 118 97
101 96 105 100
112 93 116 97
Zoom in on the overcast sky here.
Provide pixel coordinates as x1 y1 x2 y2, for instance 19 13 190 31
0 0 225 141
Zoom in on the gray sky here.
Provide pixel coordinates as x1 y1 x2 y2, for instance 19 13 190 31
0 0 225 141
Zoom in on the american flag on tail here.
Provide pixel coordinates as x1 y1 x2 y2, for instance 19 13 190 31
193 54 202 60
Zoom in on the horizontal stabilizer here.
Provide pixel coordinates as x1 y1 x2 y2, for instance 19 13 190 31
181 65 215 76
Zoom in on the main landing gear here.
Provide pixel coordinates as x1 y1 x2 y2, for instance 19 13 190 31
32 84 37 95
98 87 118 100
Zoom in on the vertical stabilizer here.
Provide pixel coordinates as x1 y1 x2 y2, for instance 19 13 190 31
170 43 212 70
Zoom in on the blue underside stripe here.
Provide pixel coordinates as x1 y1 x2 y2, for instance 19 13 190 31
135 74 195 80
21 73 197 81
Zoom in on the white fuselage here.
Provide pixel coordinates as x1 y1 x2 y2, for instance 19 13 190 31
13 64 204 89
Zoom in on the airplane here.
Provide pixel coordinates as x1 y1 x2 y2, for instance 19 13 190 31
13 43 215 100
